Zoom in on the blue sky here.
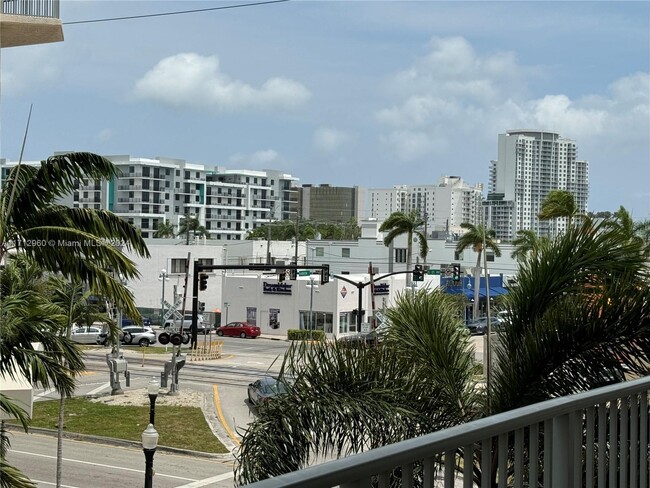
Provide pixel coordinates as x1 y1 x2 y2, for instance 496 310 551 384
2 1 649 217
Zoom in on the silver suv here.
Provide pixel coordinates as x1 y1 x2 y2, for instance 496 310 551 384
120 326 157 347
163 314 210 334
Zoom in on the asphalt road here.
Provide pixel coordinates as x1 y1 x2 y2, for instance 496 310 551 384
6 430 235 488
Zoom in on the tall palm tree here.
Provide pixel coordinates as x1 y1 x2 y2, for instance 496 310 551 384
379 210 428 286
153 219 175 238
178 215 210 244
455 222 501 319
236 289 479 484
538 189 581 229
0 152 149 320
48 277 112 487
510 229 549 261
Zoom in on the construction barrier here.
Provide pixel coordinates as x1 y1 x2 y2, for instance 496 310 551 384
189 340 223 361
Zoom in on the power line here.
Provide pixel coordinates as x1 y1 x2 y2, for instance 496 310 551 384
62 0 289 26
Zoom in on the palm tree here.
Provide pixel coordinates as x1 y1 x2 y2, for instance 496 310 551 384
455 222 501 319
605 206 650 256
379 210 428 286
538 189 582 229
153 219 175 238
0 152 149 320
510 229 549 261
236 289 480 484
48 277 112 487
178 215 210 244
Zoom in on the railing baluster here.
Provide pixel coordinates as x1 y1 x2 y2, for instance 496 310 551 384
402 462 413 488
598 403 607 488
481 437 491 488
423 455 435 487
444 450 455 488
463 444 473 488
498 433 507 488
377 471 390 488
630 393 639 488
572 410 584 487
543 419 552 487
514 428 523 488
609 397 619 488
552 413 570 486
529 423 539 488
621 396 629 487
640 392 648 488
586 406 595 488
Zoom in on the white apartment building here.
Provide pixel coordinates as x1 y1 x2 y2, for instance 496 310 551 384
484 130 589 240
1 155 299 241
368 177 483 236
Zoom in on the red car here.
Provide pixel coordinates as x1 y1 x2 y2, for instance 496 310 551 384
216 321 261 338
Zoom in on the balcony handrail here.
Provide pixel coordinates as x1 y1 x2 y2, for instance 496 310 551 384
2 0 59 18
244 375 650 487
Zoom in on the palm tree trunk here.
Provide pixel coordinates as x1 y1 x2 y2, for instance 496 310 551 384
473 251 482 320
56 393 65 487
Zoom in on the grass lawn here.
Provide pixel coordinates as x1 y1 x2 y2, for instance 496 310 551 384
27 398 229 454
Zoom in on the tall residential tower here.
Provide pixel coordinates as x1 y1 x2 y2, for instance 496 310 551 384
484 130 589 240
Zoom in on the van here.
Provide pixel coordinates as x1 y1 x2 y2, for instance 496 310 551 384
163 314 210 334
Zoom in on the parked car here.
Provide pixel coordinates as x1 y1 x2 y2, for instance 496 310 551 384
216 322 261 338
163 314 209 333
70 325 104 344
119 326 157 347
466 317 504 335
338 329 384 346
247 375 288 406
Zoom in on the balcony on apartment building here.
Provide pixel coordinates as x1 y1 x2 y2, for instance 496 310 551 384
1 0 63 48
245 376 650 488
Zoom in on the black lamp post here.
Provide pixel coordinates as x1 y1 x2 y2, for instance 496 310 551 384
142 423 159 488
147 377 158 425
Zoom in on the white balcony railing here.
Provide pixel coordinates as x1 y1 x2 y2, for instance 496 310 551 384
244 376 650 487
2 0 59 18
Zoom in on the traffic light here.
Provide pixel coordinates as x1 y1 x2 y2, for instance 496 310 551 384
320 264 330 285
452 263 461 282
278 271 286 282
199 273 208 291
413 264 424 282
289 268 297 280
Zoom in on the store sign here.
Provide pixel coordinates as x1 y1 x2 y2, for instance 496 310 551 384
340 286 348 298
373 283 390 296
263 282 292 295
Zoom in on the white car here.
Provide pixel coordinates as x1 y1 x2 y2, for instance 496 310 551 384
163 314 210 334
70 325 103 344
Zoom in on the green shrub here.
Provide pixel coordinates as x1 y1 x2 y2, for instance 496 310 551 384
287 329 325 341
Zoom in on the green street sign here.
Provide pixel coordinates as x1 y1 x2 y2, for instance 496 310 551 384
298 270 311 276
428 269 440 275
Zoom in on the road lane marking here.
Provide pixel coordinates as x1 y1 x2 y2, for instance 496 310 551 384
175 472 235 487
32 479 79 488
34 388 57 400
11 450 196 481
87 383 110 396
212 384 241 446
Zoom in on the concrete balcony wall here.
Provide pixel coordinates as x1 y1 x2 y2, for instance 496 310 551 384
1 0 63 48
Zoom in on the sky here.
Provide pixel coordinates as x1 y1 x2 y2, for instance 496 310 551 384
1 0 649 217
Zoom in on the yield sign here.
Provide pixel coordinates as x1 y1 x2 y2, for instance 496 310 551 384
340 286 348 298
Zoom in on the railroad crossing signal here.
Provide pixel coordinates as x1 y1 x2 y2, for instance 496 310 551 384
413 264 424 282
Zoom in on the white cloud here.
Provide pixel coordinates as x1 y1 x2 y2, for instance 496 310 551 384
312 127 351 152
0 47 61 96
133 53 311 112
95 129 113 143
228 149 285 169
377 37 649 163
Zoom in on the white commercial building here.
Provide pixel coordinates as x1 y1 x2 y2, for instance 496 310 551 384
484 130 589 240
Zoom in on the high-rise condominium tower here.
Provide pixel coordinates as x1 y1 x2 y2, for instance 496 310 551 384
484 130 589 240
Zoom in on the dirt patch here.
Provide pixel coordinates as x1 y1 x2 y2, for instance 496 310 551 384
90 388 204 408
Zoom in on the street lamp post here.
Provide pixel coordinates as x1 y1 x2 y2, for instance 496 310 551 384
224 302 229 325
158 269 170 326
147 377 159 426
142 423 159 488
307 277 318 340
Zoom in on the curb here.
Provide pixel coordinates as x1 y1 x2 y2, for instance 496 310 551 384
4 423 234 461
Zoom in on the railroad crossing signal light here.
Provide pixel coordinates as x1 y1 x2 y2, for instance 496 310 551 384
413 264 424 282
320 264 330 285
198 301 205 313
452 263 461 282
289 268 297 280
278 271 286 282
199 273 209 291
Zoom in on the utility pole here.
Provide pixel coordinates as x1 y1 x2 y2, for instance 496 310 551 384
293 206 300 266
266 200 275 265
